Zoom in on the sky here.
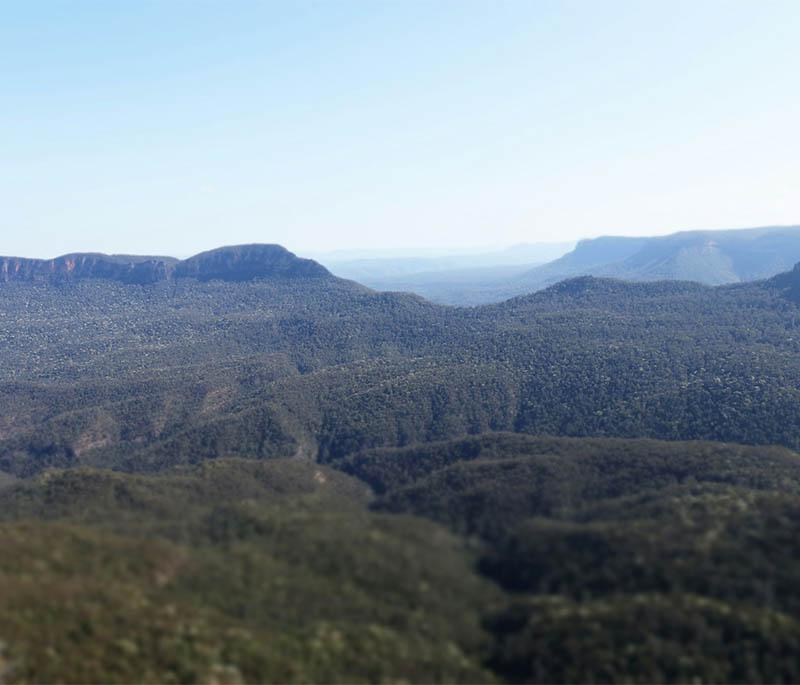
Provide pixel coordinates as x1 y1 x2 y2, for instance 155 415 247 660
2 0 799 259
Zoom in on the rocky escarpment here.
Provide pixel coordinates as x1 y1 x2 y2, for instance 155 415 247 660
0 253 177 285
0 245 331 285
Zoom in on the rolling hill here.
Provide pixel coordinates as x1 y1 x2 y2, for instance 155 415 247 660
4 242 800 681
3 434 800 682
3 243 800 477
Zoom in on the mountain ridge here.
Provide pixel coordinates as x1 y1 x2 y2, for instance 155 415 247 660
317 225 800 305
513 225 800 293
0 244 331 285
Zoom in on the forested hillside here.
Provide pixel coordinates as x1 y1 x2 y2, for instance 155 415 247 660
3 245 800 476
344 434 800 683
3 436 800 682
3 244 800 682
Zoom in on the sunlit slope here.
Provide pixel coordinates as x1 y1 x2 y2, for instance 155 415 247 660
2 249 800 475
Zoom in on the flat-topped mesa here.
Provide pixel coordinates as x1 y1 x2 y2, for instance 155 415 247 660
0 244 331 285
174 244 331 281
0 253 176 285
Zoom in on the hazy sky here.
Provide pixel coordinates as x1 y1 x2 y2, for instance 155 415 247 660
3 0 799 258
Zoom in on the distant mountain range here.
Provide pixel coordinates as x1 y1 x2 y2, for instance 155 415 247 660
327 225 800 305
511 225 800 294
5 226 800 306
319 242 574 303
319 241 574 278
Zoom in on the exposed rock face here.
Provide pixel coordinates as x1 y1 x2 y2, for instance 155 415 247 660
0 254 175 285
0 245 331 285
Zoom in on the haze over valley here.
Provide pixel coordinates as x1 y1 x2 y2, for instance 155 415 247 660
320 225 800 304
4 1 800 682
1 234 800 680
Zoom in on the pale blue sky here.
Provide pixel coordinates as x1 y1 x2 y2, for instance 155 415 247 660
2 0 799 258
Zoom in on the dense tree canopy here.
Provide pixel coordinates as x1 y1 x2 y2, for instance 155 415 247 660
3 256 800 682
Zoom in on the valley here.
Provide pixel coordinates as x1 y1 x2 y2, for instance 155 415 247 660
2 244 800 681
326 226 800 305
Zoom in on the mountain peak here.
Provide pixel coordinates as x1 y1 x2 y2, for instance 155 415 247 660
175 244 330 281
